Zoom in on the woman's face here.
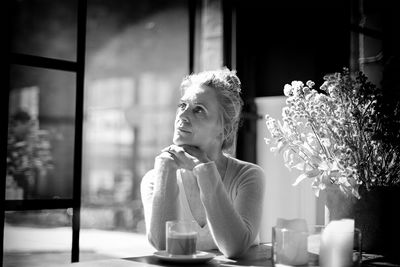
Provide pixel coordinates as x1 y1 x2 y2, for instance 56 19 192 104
173 84 223 152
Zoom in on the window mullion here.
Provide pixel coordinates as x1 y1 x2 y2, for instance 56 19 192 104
10 53 78 72
71 0 87 263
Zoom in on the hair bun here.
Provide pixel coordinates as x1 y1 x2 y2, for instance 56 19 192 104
220 67 241 94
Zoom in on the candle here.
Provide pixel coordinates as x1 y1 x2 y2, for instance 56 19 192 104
319 219 354 267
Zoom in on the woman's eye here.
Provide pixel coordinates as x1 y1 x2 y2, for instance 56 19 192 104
193 107 204 114
178 103 187 110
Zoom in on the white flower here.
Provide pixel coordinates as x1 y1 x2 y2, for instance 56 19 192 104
263 68 398 199
291 80 304 89
306 80 315 88
283 84 292 96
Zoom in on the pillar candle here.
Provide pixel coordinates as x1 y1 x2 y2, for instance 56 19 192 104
319 219 354 267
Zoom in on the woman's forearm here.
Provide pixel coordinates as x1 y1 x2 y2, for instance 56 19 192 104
201 185 253 258
144 157 180 250
193 162 264 258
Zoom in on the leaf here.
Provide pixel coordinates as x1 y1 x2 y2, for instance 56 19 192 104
293 174 308 186
283 149 290 162
284 163 292 170
311 180 321 197
307 168 322 178
318 161 330 171
292 169 321 186
292 162 306 171
277 140 289 153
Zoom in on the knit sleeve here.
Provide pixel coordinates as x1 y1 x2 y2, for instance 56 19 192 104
193 161 265 258
140 157 180 250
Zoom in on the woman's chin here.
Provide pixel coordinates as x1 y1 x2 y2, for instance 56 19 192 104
173 137 195 147
172 137 184 146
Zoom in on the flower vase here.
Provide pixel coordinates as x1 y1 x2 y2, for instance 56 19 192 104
324 186 355 222
324 185 400 263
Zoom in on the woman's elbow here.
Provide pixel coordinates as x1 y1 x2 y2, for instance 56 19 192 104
147 232 165 251
221 243 250 259
223 250 243 259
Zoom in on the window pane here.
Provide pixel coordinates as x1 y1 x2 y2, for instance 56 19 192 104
3 210 72 267
81 0 188 258
7 65 76 199
195 0 223 71
10 0 78 61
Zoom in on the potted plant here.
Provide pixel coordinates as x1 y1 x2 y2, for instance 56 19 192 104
264 67 400 260
6 109 54 199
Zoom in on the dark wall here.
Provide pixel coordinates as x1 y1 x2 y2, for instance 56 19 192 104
236 0 350 98
235 0 350 162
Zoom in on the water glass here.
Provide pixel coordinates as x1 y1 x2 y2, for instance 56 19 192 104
272 226 309 265
166 220 197 255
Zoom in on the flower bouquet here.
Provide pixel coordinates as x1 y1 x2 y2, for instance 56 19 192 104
264 68 400 199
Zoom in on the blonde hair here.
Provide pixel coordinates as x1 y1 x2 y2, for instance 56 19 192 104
180 67 243 155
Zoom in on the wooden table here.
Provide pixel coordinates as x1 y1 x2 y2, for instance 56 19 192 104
126 243 273 267
67 244 273 267
65 244 398 267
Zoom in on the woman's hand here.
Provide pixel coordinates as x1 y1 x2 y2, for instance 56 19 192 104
155 149 179 170
162 144 210 170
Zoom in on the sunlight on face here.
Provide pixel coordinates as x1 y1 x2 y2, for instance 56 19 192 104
173 84 223 152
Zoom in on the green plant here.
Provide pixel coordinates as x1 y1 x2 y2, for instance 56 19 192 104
7 110 54 180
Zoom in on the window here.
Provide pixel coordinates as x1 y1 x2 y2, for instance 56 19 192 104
80 0 189 259
2 0 205 265
3 0 87 265
3 0 227 265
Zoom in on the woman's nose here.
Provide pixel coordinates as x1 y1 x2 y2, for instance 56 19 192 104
178 107 190 122
180 116 189 122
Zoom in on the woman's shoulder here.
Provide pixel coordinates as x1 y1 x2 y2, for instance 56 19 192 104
226 156 265 184
228 156 265 174
225 156 265 195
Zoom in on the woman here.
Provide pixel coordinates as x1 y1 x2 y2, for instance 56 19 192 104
140 67 265 258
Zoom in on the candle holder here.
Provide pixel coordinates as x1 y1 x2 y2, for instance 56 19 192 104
272 225 362 266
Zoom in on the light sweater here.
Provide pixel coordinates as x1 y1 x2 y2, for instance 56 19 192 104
140 155 266 258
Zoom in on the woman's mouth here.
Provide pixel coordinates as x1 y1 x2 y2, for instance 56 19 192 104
177 127 191 134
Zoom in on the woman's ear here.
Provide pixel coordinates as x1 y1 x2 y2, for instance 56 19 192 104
218 125 225 143
216 114 225 143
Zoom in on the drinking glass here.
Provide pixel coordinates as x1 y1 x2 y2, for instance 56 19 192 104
272 226 309 265
166 220 197 255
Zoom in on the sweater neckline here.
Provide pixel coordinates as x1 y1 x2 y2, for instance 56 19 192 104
222 156 231 182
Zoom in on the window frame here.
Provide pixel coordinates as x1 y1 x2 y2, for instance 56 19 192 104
1 0 87 263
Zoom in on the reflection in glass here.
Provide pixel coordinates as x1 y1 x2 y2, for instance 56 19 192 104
7 65 76 199
10 0 78 61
